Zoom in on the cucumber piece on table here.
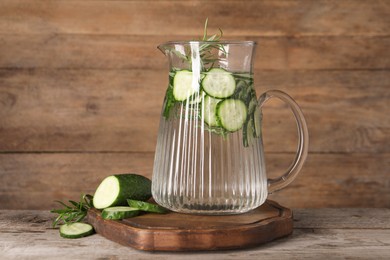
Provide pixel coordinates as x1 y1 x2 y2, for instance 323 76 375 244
217 99 247 132
101 206 140 220
173 70 199 101
203 95 222 127
59 222 94 239
93 174 152 209
127 199 168 214
202 68 236 98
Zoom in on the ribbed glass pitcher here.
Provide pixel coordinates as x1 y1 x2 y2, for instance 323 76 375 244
152 41 309 215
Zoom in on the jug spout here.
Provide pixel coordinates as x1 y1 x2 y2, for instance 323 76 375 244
157 42 173 55
157 43 166 55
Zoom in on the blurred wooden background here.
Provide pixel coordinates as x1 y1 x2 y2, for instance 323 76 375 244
0 0 389 209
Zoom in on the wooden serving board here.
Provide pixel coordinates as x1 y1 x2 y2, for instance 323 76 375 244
87 200 293 251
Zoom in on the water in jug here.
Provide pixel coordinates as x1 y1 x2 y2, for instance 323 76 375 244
152 41 309 215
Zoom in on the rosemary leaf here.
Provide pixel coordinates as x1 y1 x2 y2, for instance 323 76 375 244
203 18 209 41
50 193 93 228
169 18 227 71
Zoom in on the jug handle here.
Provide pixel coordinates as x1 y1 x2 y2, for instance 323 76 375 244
258 90 309 194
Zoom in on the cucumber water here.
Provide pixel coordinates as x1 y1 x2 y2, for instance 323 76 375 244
162 69 259 147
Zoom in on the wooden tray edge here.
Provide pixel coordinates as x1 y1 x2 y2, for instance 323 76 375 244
87 200 293 251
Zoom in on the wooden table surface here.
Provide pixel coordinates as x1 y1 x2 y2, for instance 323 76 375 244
1 208 389 259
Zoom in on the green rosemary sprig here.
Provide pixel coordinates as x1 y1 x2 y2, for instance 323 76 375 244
169 18 227 71
50 194 93 228
198 18 227 69
201 18 223 42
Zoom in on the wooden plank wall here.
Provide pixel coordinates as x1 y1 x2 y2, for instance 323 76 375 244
0 0 389 209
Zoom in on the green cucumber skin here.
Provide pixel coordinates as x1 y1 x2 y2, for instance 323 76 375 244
114 174 152 205
94 174 152 208
127 199 168 214
59 223 95 239
101 207 139 220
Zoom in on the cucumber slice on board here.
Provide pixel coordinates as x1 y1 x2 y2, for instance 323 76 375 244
127 199 168 214
217 99 247 132
59 223 94 239
93 174 152 209
101 206 140 220
202 68 236 98
173 70 199 101
203 95 222 127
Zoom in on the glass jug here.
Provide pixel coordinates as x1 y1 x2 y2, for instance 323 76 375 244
152 41 309 215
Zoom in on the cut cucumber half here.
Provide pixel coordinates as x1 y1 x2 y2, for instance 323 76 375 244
93 174 152 209
217 99 247 132
59 223 94 239
127 199 168 214
101 206 139 220
202 68 236 98
203 95 222 127
173 70 199 101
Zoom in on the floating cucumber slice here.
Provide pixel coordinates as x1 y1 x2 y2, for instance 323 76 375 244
203 95 222 127
173 70 199 101
202 68 236 98
217 99 247 132
253 107 262 138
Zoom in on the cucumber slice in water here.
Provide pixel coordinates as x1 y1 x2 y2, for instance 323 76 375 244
188 90 205 105
202 68 236 98
232 80 250 101
217 99 247 132
127 199 168 214
59 223 94 239
93 174 152 209
253 107 262 138
173 70 199 101
203 95 222 127
101 206 139 220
